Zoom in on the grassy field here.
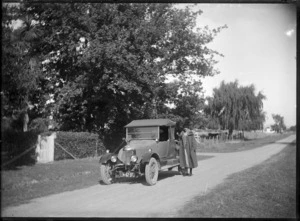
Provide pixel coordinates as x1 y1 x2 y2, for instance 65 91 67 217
196 133 291 153
1 157 101 208
1 133 294 210
178 138 297 218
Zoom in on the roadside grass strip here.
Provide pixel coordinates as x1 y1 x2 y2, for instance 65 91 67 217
178 141 296 218
1 158 101 208
196 133 291 153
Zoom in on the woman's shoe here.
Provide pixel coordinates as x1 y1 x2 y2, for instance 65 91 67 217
182 171 188 176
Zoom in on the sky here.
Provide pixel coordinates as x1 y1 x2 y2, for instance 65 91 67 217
175 3 296 128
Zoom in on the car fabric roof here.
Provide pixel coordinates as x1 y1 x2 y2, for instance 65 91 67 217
125 119 176 128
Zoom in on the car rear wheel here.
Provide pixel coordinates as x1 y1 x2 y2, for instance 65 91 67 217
145 157 159 186
100 163 114 185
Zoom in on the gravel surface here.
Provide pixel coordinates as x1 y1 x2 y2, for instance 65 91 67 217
2 135 295 217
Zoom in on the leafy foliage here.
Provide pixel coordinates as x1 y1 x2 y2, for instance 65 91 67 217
28 117 49 133
160 79 207 130
271 114 286 133
2 3 226 150
288 125 296 132
205 80 266 134
2 4 48 132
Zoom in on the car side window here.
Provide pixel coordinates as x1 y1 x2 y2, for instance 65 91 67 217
159 126 169 141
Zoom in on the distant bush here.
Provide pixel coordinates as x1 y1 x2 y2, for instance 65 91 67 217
288 125 296 132
54 132 105 160
244 131 270 140
29 118 49 134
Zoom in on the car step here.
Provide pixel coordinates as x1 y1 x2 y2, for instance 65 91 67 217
160 158 180 171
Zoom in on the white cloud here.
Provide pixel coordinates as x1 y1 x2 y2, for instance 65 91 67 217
285 29 294 37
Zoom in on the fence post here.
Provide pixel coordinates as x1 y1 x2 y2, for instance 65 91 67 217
36 132 56 163
36 134 41 162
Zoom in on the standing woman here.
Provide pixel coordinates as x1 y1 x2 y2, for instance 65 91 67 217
179 128 198 176
185 128 198 175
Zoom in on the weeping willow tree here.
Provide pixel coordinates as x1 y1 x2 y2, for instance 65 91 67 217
205 80 266 135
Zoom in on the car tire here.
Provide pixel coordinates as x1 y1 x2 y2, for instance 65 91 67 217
100 163 113 185
145 157 159 186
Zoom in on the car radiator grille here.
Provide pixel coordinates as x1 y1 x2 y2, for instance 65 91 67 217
123 150 135 165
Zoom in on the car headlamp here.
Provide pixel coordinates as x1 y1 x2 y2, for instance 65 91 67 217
111 155 117 163
130 155 138 163
124 145 132 151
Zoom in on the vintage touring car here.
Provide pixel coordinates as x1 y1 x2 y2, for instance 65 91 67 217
99 119 181 185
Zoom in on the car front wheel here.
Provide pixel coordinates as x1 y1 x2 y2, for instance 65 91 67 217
100 163 114 185
145 157 159 186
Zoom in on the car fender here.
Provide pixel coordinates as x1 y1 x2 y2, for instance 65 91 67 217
99 153 114 164
141 152 159 164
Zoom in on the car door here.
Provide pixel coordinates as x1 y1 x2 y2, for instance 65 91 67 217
167 126 176 159
157 126 169 158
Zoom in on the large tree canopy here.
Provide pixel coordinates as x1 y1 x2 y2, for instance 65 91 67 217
205 80 266 134
2 3 226 148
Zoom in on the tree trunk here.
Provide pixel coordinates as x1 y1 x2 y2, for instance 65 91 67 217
152 98 158 119
23 112 29 132
22 97 30 132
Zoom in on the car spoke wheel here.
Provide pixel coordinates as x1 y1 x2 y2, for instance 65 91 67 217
100 163 114 185
145 157 159 186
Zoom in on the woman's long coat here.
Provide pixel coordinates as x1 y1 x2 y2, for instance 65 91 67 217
179 131 198 168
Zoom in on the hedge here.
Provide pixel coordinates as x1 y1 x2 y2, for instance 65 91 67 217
54 131 105 160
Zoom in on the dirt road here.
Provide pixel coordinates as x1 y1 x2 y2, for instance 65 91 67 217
2 135 295 217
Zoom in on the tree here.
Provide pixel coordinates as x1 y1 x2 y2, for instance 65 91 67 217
271 114 286 133
2 4 44 131
205 80 266 135
2 3 226 149
288 125 296 132
160 79 206 130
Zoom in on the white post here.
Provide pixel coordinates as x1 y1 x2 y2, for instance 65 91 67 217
36 135 41 162
48 132 56 162
36 132 56 163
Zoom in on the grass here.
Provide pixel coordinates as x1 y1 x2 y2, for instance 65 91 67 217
196 133 291 153
1 157 101 208
178 139 297 218
1 133 294 210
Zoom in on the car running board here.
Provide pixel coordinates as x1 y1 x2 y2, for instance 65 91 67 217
160 158 180 171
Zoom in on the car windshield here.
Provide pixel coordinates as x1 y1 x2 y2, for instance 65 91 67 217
127 127 158 140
